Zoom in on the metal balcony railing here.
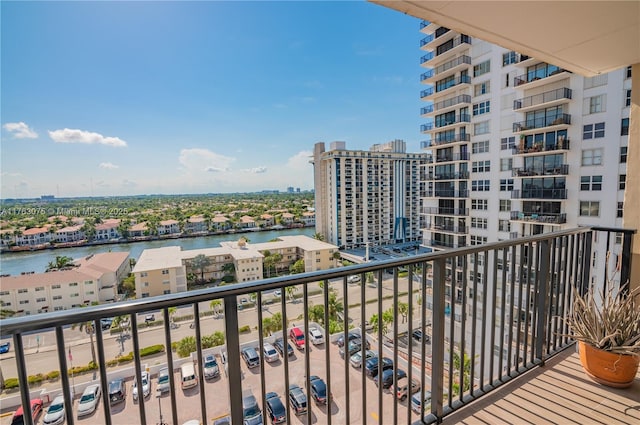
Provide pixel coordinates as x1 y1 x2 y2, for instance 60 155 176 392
420 105 434 115
427 224 469 234
1 227 635 425
513 114 571 132
433 133 470 146
513 88 572 110
420 52 434 64
435 75 471 93
425 189 470 198
514 66 568 86
511 189 568 199
420 69 434 81
510 211 567 224
425 171 470 181
435 152 470 162
422 206 469 216
435 35 471 56
512 164 569 177
420 87 434 98
433 95 471 112
512 138 570 155
433 55 472 77
420 34 434 47
435 114 471 128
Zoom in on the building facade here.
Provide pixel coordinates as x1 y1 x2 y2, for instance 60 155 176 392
312 140 426 249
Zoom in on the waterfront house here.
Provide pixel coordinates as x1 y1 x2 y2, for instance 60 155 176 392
157 219 180 236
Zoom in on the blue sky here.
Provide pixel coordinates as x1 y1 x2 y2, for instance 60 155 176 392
1 1 422 198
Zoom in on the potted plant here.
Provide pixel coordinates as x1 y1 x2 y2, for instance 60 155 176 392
564 284 640 388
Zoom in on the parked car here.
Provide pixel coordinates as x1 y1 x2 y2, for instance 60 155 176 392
242 389 262 423
395 377 421 401
42 395 65 425
273 337 294 357
77 384 101 417
263 342 279 363
288 384 307 415
308 327 324 345
203 354 220 379
335 330 361 347
289 327 305 350
339 338 369 358
157 367 171 393
375 368 407 389
411 391 432 414
242 346 260 368
0 341 11 354
350 349 376 368
100 317 114 330
309 376 330 405
144 314 155 323
132 371 151 401
11 398 43 425
265 392 286 424
347 275 361 283
364 357 393 377
412 329 431 343
108 378 127 405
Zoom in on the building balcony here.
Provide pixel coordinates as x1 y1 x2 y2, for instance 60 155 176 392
421 27 454 51
511 188 568 199
514 67 571 89
510 211 567 224
0 227 635 425
433 114 471 130
513 113 571 134
513 138 570 155
434 75 472 97
420 69 434 81
513 87 572 112
427 224 468 234
433 35 472 64
420 51 435 65
422 55 472 83
425 189 469 198
432 132 470 146
421 139 433 149
435 152 470 163
425 171 470 181
422 206 469 216
433 94 472 113
512 164 569 177
420 33 434 47
420 86 434 99
420 104 434 116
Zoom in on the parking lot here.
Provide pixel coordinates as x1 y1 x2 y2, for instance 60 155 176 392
1 332 432 425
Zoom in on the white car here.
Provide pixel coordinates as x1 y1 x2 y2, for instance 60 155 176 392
77 384 101 417
132 371 151 401
347 275 361 283
308 327 325 345
203 355 220 379
43 395 65 425
157 367 171 393
263 342 279 362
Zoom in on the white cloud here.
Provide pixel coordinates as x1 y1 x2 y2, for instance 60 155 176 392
3 122 38 139
179 148 235 173
122 179 137 187
242 166 267 174
1 172 22 177
48 128 128 147
99 162 119 169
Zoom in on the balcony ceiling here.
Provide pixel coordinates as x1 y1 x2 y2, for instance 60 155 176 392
370 1 639 76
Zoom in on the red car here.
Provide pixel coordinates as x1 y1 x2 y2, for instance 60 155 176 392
289 327 305 351
11 398 43 425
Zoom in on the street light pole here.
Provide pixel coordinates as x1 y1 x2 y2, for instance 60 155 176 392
156 389 165 425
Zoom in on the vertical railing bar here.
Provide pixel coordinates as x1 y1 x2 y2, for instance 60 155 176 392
515 244 525 371
343 275 351 423
131 313 147 425
281 287 292 425
581 231 593 294
420 262 428 423
565 234 577 345
604 231 612 295
550 237 560 352
459 255 468 402
431 258 446 420
376 268 383 424
507 244 517 375
447 261 455 409
536 239 551 364
55 326 74 425
95 320 112 425
406 263 415 425
392 268 399 424
498 247 508 379
489 249 498 383
559 235 571 346
326 278 333 425
469 252 478 396
480 250 489 389
224 295 243 423
257 291 266 425
163 305 178 425
530 241 540 365
192 303 207 423
620 230 634 296
360 272 367 425
303 283 312 425
522 242 532 366
13 333 32 425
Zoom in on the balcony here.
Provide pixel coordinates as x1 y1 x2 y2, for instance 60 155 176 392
420 105 434 116
512 164 569 177
427 224 468 234
422 206 469 216
510 211 567 224
513 113 571 134
420 52 434 65
425 171 470 181
422 55 472 83
434 75 471 96
420 69 434 81
511 188 568 199
425 189 469 198
0 228 636 425
513 138 570 155
433 132 470 146
434 114 471 130
513 87 572 112
433 94 472 113
435 152 470 163
420 87 434 99
433 35 472 63
514 67 570 89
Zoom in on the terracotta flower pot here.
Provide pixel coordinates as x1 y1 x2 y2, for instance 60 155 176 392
578 341 639 388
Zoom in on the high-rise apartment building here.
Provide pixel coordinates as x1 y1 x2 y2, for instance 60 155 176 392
419 22 631 261
312 140 426 249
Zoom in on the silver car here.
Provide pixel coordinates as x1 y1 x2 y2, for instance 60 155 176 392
263 343 279 363
203 355 220 379
132 371 151 401
77 384 101 417
43 395 65 425
157 367 171 393
350 349 376 368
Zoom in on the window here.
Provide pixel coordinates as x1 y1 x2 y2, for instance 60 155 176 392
143 282 149 287
626 66 632 79
588 94 605 113
473 60 490 77
500 179 514 191
69 282 78 287
471 218 488 229
472 180 490 191
583 122 605 139
579 201 600 217
500 158 513 171
84 280 93 285
499 199 511 211
472 160 491 172
502 51 517 66
470 235 488 245
70 293 79 298
620 147 628 163
53 295 62 300
580 176 602 191
474 80 490 96
621 118 629 136
18 289 28 294
0 291 8 296
616 232 623 245
163 290 171 295
500 137 515 150
499 219 511 232
474 120 490 135
142 293 150 298
619 174 626 190
626 90 632 107
163 280 170 285
472 199 488 210
473 101 490 116
37 297 46 303
162 269 169 275
35 287 44 292
472 140 489 153
582 148 603 166
86 291 94 295
618 202 624 218
19 300 29 305
140 272 148 277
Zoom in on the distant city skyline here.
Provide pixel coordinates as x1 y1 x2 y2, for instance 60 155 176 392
1 1 421 198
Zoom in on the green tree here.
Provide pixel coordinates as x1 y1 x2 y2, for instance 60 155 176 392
452 351 473 396
0 300 15 319
332 251 341 266
71 319 97 366
308 304 325 325
398 302 409 324
177 336 197 358
119 274 136 298
168 307 177 324
262 317 276 336
222 262 236 282
263 251 277 278
327 292 344 322
270 312 283 332
285 286 299 301
212 331 225 346
312 232 325 241
289 259 305 275
46 255 75 272
210 299 223 317
191 254 212 284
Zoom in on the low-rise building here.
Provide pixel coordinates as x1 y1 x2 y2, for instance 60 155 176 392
0 252 130 315
16 227 52 247
157 219 180 236
184 216 208 234
53 224 85 243
95 219 121 241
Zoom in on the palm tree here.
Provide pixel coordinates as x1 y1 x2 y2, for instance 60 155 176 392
289 259 305 275
285 286 298 302
168 306 177 324
71 320 97 366
222 262 236 282
312 232 325 241
190 254 212 284
270 252 282 274
0 301 15 319
332 251 341 266
46 255 76 272
397 302 409 324
210 299 223 317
